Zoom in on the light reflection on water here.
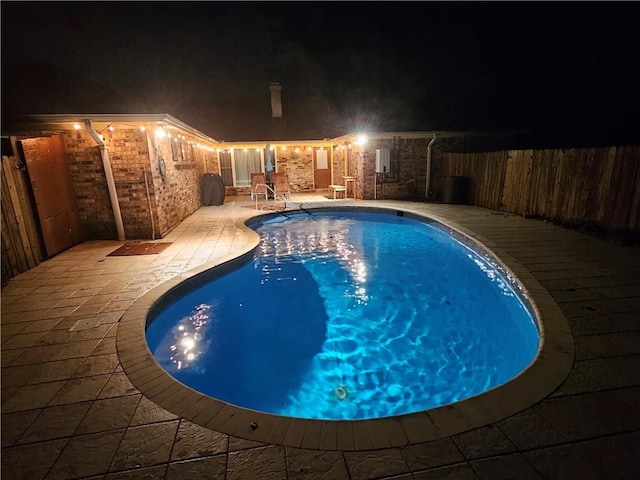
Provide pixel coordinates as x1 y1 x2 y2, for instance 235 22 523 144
156 304 212 373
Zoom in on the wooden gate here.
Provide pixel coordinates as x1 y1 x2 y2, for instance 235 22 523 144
2 136 44 283
21 135 84 257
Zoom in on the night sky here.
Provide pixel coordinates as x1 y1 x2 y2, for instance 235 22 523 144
2 1 639 145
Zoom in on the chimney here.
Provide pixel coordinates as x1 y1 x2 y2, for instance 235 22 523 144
269 83 282 118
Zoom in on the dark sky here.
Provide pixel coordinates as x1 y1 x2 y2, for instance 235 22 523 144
2 1 640 144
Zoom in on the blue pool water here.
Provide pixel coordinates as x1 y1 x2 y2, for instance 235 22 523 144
146 210 539 420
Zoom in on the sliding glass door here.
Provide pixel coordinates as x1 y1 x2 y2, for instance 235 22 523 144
233 149 262 186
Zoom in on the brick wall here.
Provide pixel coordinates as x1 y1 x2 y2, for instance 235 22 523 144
355 136 464 200
274 146 315 192
349 148 366 199
146 132 218 237
332 147 347 184
64 130 118 239
364 138 430 200
107 128 155 239
64 127 219 240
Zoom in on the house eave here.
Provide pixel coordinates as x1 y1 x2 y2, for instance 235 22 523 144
218 131 468 149
22 113 220 145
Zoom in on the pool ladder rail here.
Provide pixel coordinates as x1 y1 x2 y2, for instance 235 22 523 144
255 183 289 211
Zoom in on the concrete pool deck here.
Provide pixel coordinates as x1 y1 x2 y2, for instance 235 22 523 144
2 196 639 479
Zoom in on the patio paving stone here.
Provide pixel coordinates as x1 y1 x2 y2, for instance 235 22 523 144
129 394 179 426
0 437 68 480
344 448 410 480
523 431 640 480
2 380 66 413
469 452 544 479
228 436 268 451
494 408 566 450
47 430 125 479
166 455 226 480
1 408 40 446
170 420 228 461
27 358 90 384
75 394 141 435
105 464 169 479
98 371 140 399
17 401 92 443
452 425 518 460
413 462 480 479
47 374 111 406
2 198 639 479
286 447 350 480
71 353 120 378
400 438 465 470
226 445 287 480
108 421 180 472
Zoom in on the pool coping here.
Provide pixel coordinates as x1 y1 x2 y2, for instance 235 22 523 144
116 204 575 451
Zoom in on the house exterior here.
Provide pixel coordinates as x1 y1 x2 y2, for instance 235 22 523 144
3 115 219 244
4 111 510 282
3 111 638 284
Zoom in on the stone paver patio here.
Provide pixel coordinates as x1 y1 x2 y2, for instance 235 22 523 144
2 196 639 479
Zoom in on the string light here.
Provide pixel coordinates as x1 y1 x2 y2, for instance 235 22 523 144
68 120 222 152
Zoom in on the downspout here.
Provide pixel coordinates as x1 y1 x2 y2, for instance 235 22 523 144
143 168 156 240
425 133 438 201
84 120 126 241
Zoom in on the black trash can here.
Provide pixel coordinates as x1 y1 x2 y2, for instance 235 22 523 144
202 173 225 206
443 176 470 205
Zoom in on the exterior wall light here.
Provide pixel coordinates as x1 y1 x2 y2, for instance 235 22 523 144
355 134 368 146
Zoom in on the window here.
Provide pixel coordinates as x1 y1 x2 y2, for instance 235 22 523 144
219 151 233 186
233 149 261 186
171 140 183 161
182 143 193 162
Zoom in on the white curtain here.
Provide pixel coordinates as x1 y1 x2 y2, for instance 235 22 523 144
234 149 262 186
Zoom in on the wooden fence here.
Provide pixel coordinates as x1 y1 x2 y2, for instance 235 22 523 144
1 136 44 285
433 145 640 235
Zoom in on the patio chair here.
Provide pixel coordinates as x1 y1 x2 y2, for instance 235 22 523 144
250 172 268 201
272 172 291 200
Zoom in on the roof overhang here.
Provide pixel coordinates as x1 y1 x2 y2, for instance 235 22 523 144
15 113 220 145
5 113 490 149
217 131 468 150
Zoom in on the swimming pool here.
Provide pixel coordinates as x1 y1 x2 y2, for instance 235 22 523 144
146 209 540 421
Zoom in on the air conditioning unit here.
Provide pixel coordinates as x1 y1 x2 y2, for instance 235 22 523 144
375 148 390 173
